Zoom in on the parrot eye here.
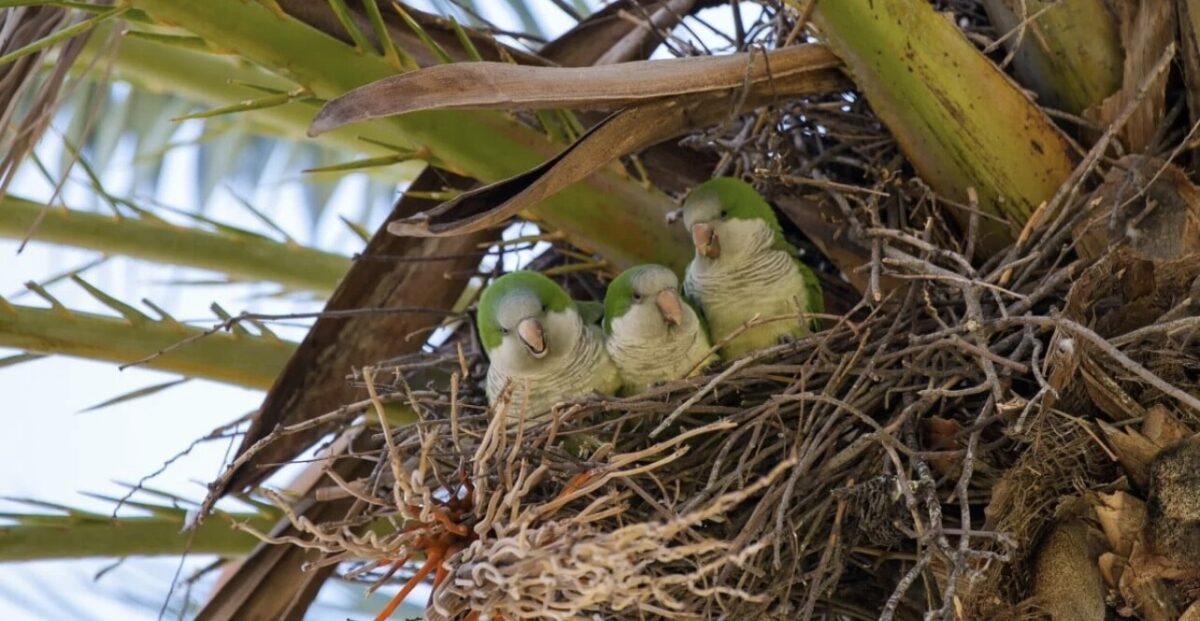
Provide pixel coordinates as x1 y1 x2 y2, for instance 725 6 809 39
719 210 729 219
633 293 643 302
501 327 510 335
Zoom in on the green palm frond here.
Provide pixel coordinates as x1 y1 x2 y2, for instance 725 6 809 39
0 195 350 294
119 0 689 270
0 5 127 68
0 283 296 389
78 377 190 413
0 495 275 560
499 0 547 42
0 351 45 368
60 24 420 223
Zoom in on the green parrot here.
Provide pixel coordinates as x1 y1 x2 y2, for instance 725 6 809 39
681 177 824 359
476 271 621 420
603 264 717 394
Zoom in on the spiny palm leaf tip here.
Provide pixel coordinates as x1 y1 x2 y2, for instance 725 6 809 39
476 271 573 350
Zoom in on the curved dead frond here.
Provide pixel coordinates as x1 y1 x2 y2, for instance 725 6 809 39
0 2 118 205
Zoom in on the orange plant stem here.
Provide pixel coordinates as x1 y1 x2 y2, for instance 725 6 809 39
373 551 441 621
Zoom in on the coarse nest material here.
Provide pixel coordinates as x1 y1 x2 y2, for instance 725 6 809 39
240 164 1200 620
236 10 1200 621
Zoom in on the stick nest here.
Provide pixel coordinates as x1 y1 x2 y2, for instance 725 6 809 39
245 9 1200 619
256 183 1200 620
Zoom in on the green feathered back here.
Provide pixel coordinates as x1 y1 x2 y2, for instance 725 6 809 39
577 300 604 327
796 260 825 330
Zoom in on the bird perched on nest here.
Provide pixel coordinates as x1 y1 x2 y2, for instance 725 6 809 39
681 177 824 359
603 264 716 394
477 270 621 419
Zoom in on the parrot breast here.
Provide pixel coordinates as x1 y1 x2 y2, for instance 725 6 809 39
685 229 811 359
486 321 619 420
606 310 714 394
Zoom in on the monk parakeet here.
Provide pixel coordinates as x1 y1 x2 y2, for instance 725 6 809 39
603 264 717 394
681 177 824 359
477 271 621 419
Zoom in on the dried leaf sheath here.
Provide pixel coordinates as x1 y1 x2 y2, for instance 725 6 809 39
540 0 721 67
385 70 848 239
310 44 842 134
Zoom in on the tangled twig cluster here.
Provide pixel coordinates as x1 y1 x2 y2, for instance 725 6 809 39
240 166 1198 618
229 6 1200 619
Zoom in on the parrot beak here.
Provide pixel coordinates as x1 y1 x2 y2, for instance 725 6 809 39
655 289 684 327
516 317 547 358
692 222 720 258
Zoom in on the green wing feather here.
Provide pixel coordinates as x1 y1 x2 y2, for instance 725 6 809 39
794 259 824 330
577 300 604 326
772 229 800 256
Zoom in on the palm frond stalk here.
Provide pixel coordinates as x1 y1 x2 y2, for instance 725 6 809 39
0 298 294 389
980 0 1123 115
0 504 270 560
812 0 1077 253
0 196 350 294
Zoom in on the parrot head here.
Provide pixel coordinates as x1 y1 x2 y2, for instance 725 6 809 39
477 271 579 373
603 264 688 338
681 177 784 263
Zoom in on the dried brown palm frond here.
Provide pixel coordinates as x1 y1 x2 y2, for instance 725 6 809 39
0 3 115 204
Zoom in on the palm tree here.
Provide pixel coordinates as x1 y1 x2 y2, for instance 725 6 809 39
3 0 1198 619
